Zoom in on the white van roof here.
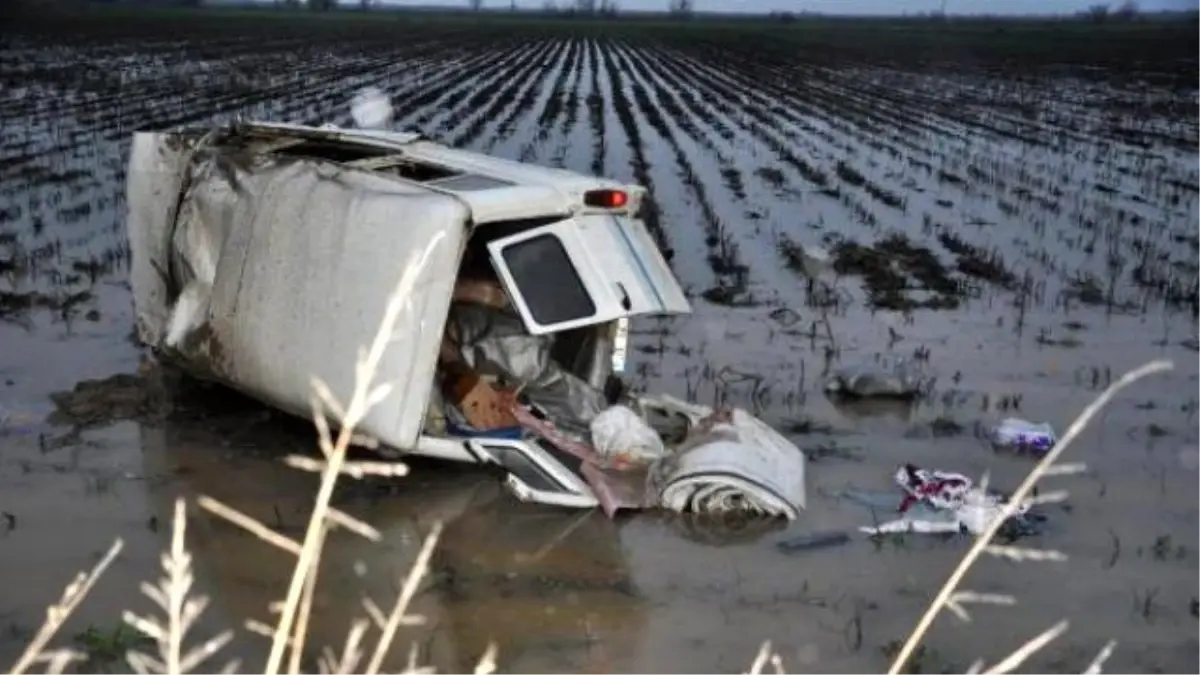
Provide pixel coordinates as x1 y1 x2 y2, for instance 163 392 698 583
237 121 635 225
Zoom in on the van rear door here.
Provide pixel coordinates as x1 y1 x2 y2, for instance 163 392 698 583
486 214 690 335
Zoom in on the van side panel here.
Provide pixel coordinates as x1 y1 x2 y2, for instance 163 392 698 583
126 132 195 346
150 149 471 451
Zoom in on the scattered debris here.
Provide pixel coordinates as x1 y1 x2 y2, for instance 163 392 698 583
990 417 1057 456
824 361 927 399
1035 327 1083 348
654 401 806 519
515 396 807 521
590 404 667 467
848 464 1046 540
776 530 852 554
767 306 802 327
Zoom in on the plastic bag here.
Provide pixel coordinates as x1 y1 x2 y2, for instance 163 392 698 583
350 86 393 130
991 418 1056 455
589 405 666 466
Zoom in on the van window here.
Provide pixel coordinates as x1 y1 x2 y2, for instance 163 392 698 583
500 233 595 325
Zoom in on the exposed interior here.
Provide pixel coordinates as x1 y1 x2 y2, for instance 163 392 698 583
152 126 690 502
422 215 615 442
219 127 617 446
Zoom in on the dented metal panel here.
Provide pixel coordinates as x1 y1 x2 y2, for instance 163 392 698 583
127 134 472 451
127 131 197 346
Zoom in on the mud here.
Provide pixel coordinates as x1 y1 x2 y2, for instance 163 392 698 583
1 9 1198 675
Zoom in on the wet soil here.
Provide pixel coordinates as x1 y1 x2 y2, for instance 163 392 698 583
1 10 1198 675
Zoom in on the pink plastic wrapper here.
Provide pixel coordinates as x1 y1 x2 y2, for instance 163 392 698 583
510 404 655 517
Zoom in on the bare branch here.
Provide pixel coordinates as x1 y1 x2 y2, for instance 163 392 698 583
10 539 123 674
1083 640 1117 674
265 234 447 675
984 620 1069 674
197 496 302 556
365 522 443 674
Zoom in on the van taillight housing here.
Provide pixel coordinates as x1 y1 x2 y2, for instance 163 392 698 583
584 189 629 209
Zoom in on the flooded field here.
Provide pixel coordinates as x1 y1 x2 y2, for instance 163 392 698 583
1 9 1198 673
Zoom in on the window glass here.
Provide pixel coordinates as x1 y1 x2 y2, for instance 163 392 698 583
500 234 595 325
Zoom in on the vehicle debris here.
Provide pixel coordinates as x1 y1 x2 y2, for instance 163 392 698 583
653 398 806 519
513 396 807 520
846 463 1046 539
123 119 808 521
590 404 667 466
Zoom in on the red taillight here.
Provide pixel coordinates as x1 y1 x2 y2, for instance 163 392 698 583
584 189 629 209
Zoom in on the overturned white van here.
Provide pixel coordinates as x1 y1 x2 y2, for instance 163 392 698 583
125 120 805 518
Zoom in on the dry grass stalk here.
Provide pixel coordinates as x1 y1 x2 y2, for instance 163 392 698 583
288 522 329 675
745 640 784 675
473 642 499 675
122 498 235 674
9 539 124 674
886 359 1173 674
1083 639 1117 674
981 620 1069 674
202 235 454 674
14 235 467 675
284 454 410 478
177 237 447 674
196 495 303 555
364 523 443 674
944 591 1016 622
983 545 1068 562
327 618 372 673
264 234 445 674
1042 462 1088 477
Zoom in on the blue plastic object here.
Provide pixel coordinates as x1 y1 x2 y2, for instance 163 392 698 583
776 531 852 554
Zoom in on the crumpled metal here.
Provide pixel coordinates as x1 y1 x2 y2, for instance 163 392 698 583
647 396 807 521
511 394 808 521
127 126 471 451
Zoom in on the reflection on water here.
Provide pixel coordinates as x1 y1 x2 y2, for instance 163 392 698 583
132 384 658 673
826 395 920 426
4 307 1199 674
663 512 789 548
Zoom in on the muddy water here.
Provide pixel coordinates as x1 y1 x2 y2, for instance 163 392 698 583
3 18 1200 675
2 306 1196 673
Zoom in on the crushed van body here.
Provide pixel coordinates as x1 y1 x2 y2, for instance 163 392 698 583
125 119 807 520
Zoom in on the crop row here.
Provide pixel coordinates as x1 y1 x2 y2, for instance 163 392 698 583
1 27 1195 325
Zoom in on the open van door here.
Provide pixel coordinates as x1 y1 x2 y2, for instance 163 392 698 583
486 214 690 335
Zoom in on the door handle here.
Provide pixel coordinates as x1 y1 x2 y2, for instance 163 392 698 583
615 282 632 311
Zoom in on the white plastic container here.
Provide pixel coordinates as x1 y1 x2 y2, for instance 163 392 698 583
991 418 1057 455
